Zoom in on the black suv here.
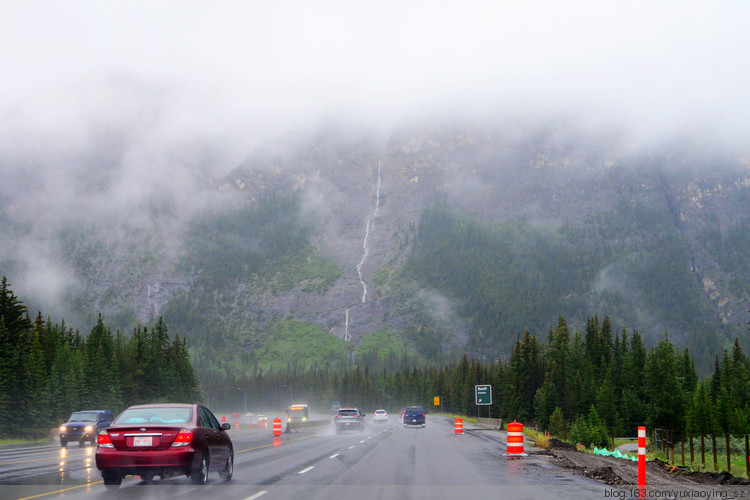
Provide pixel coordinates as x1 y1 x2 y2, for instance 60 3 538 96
403 406 425 427
60 410 114 446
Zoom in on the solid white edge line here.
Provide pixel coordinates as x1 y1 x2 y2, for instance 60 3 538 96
298 466 315 474
329 453 339 458
245 491 267 500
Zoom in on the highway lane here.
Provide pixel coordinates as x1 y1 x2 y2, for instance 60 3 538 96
0 416 613 499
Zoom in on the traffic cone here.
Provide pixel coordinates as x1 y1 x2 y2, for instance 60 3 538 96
272 418 282 436
454 417 463 435
505 421 527 456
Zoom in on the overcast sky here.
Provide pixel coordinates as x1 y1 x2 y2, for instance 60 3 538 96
2 0 750 148
1 0 749 318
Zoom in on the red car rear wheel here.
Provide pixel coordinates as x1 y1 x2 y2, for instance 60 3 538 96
191 454 208 485
101 470 122 489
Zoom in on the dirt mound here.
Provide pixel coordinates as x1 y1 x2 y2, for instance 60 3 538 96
681 470 750 486
545 447 749 490
548 438 577 451
582 466 624 485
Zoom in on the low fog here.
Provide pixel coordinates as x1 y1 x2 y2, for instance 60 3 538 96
2 0 749 312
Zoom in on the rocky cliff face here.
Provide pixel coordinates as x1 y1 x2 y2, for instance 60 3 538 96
6 120 749 363
169 122 750 356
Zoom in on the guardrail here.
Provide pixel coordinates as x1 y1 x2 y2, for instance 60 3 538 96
285 419 330 433
476 417 503 429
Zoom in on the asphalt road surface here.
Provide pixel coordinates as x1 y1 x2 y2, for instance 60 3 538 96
0 416 613 500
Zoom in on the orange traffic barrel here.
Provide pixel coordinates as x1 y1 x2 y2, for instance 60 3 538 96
454 417 463 435
235 421 240 430
272 417 282 436
505 421 527 456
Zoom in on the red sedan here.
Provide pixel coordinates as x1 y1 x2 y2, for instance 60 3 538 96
95 403 233 488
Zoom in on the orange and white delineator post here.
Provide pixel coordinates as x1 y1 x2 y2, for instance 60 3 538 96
505 421 527 456
638 426 647 489
454 417 463 435
272 418 282 436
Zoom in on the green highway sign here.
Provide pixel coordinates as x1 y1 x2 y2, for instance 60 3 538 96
475 384 492 405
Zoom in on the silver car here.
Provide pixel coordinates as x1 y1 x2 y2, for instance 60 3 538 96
372 409 388 424
334 408 365 433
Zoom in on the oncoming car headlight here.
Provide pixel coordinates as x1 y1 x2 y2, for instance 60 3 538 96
59 425 67 432
84 425 94 432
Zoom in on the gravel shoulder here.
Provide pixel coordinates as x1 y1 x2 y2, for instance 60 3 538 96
533 438 749 493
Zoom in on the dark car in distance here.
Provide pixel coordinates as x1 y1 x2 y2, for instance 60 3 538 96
59 410 114 447
95 403 233 488
403 406 426 427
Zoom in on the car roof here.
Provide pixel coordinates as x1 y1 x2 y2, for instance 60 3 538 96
125 403 196 409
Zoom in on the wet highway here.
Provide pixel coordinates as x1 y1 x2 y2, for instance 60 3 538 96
0 415 612 499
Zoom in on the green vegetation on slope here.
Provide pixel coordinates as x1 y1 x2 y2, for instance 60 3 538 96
252 321 351 372
406 202 721 370
180 194 314 290
702 213 750 297
261 252 342 294
355 328 408 372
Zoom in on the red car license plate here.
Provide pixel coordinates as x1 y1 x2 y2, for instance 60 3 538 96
134 436 152 446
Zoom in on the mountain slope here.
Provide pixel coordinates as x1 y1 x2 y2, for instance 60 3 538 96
2 120 749 373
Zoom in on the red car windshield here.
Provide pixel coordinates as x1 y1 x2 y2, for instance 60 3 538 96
114 407 192 425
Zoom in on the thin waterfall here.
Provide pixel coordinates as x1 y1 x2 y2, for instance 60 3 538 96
334 161 382 342
356 161 382 304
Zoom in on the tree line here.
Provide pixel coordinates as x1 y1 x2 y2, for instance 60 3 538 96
3 269 748 454
207 315 749 452
0 277 200 438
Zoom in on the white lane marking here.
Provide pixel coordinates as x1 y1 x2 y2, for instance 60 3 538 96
367 436 372 439
329 453 339 458
359 440 366 443
245 492 267 500
298 466 315 474
348 445 356 449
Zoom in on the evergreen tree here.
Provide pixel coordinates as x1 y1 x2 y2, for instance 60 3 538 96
0 277 32 334
686 379 717 465
597 369 620 448
645 335 685 432
83 314 121 409
549 317 572 422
